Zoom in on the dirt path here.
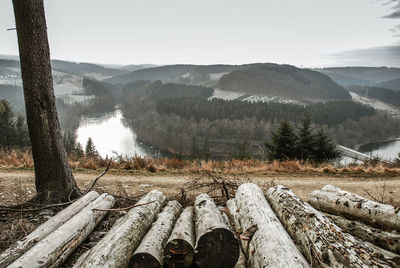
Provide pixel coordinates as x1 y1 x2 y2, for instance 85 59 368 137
1 169 399 206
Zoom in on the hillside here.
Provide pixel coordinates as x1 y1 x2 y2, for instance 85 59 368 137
348 86 400 108
375 78 400 91
105 64 251 85
315 67 400 87
218 64 351 102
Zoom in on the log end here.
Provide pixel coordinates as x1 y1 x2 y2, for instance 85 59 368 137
129 253 161 268
195 228 239 268
164 239 195 268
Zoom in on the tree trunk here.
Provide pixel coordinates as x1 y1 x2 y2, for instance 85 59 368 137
12 0 79 203
309 185 400 231
266 185 396 267
164 206 195 268
73 190 167 268
225 200 248 268
327 213 400 254
194 193 239 268
8 193 115 268
0 191 99 267
235 183 309 268
130 200 182 268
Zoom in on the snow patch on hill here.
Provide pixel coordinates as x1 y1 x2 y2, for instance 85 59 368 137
350 92 400 117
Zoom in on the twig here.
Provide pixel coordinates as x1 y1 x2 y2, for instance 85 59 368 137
0 161 112 212
92 200 155 212
83 161 111 195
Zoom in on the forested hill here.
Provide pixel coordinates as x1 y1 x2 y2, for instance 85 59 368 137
105 64 251 85
315 67 400 87
375 78 400 91
218 64 351 102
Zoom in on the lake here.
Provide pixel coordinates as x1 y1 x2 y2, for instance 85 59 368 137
76 110 400 162
76 110 162 158
359 139 400 161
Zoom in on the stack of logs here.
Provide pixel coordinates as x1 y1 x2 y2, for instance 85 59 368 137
1 183 399 268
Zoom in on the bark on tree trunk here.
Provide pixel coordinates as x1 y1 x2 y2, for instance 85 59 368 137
309 185 400 231
73 190 167 268
130 200 182 268
194 193 239 268
327 213 400 254
164 206 195 268
235 183 309 268
225 200 248 268
8 193 115 268
12 0 79 203
0 191 99 267
266 185 396 267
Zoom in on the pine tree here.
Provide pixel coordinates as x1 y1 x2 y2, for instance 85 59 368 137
296 115 316 161
85 137 99 158
265 121 298 161
313 129 339 163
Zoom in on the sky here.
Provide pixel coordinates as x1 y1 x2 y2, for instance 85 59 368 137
0 0 399 67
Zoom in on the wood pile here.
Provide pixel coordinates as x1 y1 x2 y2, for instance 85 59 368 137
1 184 399 268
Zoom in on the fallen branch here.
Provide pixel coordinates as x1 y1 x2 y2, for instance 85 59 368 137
0 161 111 213
92 200 155 212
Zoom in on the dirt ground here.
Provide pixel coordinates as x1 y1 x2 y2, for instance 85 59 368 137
1 168 399 205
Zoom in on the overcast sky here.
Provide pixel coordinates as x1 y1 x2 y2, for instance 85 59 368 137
1 0 399 67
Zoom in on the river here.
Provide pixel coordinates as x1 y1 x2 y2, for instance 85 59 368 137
76 110 162 158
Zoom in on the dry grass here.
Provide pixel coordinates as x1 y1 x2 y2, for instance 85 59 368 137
1 149 400 175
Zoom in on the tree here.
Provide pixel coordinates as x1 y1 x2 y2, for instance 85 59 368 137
85 137 99 158
313 129 339 163
296 115 316 161
12 0 79 203
265 121 298 161
0 99 15 148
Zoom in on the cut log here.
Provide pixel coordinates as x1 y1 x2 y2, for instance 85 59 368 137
0 191 99 268
194 193 239 268
8 193 115 268
266 185 396 267
235 183 309 268
129 200 182 268
164 206 195 268
310 185 400 231
221 202 247 268
73 190 167 268
327 213 400 254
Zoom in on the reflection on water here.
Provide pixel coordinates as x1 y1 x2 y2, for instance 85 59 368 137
76 110 161 158
359 139 400 160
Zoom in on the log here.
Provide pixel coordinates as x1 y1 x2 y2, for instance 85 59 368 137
73 190 167 268
266 185 396 267
310 185 400 231
8 193 115 268
327 213 400 254
0 191 99 268
164 206 195 268
129 200 182 268
194 193 239 268
222 202 247 268
235 183 309 268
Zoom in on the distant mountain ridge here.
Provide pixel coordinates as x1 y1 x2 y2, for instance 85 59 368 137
375 78 400 91
315 67 400 87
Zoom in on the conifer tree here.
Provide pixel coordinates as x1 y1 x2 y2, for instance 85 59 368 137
296 114 316 161
265 121 298 161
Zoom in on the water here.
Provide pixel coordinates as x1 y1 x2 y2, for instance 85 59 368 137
76 110 161 158
359 139 400 161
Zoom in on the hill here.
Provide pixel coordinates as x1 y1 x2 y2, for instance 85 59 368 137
218 64 351 102
348 85 400 107
375 78 400 91
315 67 400 87
105 64 250 85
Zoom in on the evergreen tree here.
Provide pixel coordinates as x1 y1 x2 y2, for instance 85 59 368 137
265 121 298 161
296 115 316 161
191 136 199 158
313 129 339 163
203 135 210 162
0 99 15 148
85 137 99 158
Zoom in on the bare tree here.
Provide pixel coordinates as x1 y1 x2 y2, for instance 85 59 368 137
12 0 80 203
